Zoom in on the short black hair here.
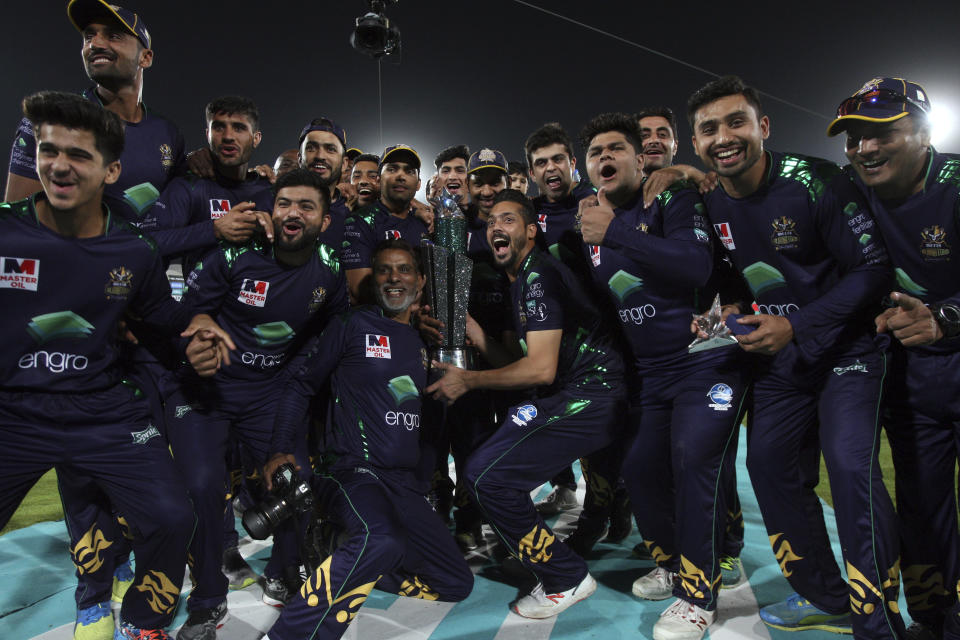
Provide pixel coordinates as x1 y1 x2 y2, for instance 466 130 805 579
579 112 643 155
686 75 763 129
372 238 423 274
492 189 535 226
635 106 679 141
353 153 381 167
205 95 260 131
508 160 528 175
273 168 331 213
524 122 574 168
23 91 124 164
434 144 470 169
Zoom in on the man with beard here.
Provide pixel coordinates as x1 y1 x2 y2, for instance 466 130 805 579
427 189 626 619
349 153 381 208
467 148 510 222
297 118 354 247
342 145 430 303
689 75 903 638
273 149 299 179
261 240 473 640
171 168 348 638
151 96 273 271
827 77 960 640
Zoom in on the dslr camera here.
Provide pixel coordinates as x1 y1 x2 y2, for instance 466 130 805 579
242 463 314 540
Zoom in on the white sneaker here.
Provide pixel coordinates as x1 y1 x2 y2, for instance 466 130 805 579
632 566 677 600
534 486 579 516
511 573 597 619
653 598 716 640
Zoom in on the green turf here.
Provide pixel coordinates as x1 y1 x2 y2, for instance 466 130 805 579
1 469 63 535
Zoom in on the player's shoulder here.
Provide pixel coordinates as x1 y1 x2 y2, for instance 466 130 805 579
654 177 698 208
773 151 843 203
0 196 36 224
315 242 341 273
105 209 160 253
347 202 381 228
931 152 960 192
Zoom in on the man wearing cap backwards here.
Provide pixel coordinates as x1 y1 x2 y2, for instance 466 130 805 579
687 75 904 638
298 118 355 247
828 77 960 640
341 144 430 303
427 188 627 619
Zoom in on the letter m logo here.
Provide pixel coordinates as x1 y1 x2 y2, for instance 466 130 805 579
209 199 231 219
368 334 389 348
3 257 36 274
241 279 267 294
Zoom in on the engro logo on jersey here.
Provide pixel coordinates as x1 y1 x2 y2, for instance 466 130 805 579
209 199 231 219
365 334 391 358
1 256 39 291
238 279 269 307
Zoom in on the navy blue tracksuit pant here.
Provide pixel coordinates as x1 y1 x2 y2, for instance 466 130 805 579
268 464 473 640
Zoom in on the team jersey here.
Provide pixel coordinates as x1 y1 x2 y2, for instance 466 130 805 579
702 150 890 362
272 305 428 471
318 191 350 250
0 195 191 392
180 240 348 386
533 182 597 276
8 87 185 227
585 182 718 369
341 201 430 271
150 172 274 268
511 247 624 398
465 208 511 337
851 150 960 354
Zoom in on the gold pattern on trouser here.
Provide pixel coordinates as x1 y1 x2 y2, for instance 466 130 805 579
71 524 114 574
582 458 614 508
769 533 803 578
846 560 901 616
398 576 440 600
903 564 949 611
679 555 721 600
644 541 674 565
518 524 556 564
116 515 134 541
135 570 180 615
300 556 379 625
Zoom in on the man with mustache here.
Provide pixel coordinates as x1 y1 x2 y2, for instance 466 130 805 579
171 168 347 638
297 118 354 248
261 239 473 640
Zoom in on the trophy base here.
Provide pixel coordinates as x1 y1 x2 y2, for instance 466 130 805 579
429 347 477 383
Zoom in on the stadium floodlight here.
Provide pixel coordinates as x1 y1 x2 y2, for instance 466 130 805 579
349 0 401 59
929 103 954 148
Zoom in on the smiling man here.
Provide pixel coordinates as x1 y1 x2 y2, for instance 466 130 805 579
298 117 354 247
427 189 626 620
349 152 381 208
828 77 960 640
688 75 904 638
637 107 680 176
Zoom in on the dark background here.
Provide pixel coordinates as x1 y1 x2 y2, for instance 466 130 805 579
5 0 959 196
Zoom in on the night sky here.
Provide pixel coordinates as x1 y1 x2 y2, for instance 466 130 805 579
5 0 960 195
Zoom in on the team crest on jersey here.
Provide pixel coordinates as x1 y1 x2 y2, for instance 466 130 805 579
0 256 39 291
714 222 736 250
238 279 269 307
385 229 401 240
537 213 547 232
511 404 538 427
307 287 327 313
920 225 951 261
159 144 174 169
209 199 231 219
770 216 799 250
105 266 133 300
707 383 733 411
365 334 391 358
590 245 601 267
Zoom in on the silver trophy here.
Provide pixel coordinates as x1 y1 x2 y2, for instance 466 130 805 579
688 293 739 353
423 188 475 378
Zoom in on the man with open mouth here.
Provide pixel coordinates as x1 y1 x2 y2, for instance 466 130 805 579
828 77 960 640
349 152 381 208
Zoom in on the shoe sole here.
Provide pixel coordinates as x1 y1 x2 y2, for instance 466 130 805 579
511 576 597 619
761 621 853 634
176 613 229 640
262 595 288 608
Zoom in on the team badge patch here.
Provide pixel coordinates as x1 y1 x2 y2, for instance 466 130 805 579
420 347 429 371
707 383 733 411
105 266 133 300
365 334 391 358
0 256 39 291
238 279 269 307
209 199 231 219
511 404 538 426
308 286 327 313
771 216 799 250
159 143 174 169
920 225 951 261
537 213 547 233
714 222 736 250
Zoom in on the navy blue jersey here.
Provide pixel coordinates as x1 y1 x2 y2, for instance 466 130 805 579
318 191 349 251
465 210 511 337
585 183 717 369
8 88 185 227
273 306 429 471
852 150 960 354
0 195 191 392
180 240 348 385
511 248 624 397
533 182 597 275
341 202 430 271
151 172 274 268
703 151 891 361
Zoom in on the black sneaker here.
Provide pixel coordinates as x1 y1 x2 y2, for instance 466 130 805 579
262 566 304 608
176 601 227 640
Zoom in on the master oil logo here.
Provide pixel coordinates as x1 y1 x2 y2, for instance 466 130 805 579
714 222 736 250
607 269 643 303
105 266 134 300
307 286 327 313
365 334 391 358
589 245 601 267
238 279 269 307
122 182 160 215
537 213 547 232
135 570 179 615
387 375 418 405
518 524 555 564
1 256 39 291
770 533 803 577
26 311 94 344
71 524 113 574
921 225 951 261
385 229 401 240
742 261 787 297
209 199 231 219
770 216 799 250
301 556 377 624
252 321 294 346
